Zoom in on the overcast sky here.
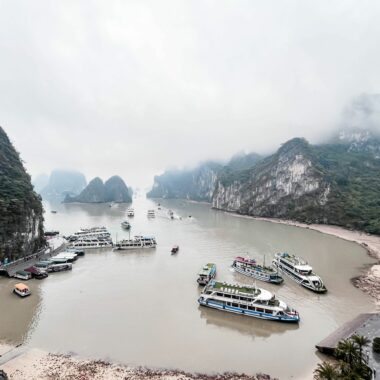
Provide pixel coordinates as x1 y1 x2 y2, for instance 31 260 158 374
1 1 380 188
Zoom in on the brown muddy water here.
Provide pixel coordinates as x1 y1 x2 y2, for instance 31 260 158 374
0 197 376 379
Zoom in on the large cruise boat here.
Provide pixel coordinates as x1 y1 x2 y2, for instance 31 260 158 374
198 281 300 323
66 227 111 242
69 237 113 249
114 235 157 250
272 252 327 293
232 256 283 284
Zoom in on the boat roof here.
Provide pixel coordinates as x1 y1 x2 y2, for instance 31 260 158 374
295 264 313 271
235 256 256 264
15 283 29 291
16 270 29 275
278 252 309 266
198 263 216 275
210 281 261 297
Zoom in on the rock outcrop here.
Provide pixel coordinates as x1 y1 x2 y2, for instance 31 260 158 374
0 127 45 261
64 176 132 203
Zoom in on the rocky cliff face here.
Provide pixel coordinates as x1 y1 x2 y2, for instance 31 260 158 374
213 136 380 233
213 138 329 218
65 175 132 203
0 127 45 261
104 176 132 203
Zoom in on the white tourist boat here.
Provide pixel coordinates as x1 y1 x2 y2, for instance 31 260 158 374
114 235 157 250
272 252 327 293
127 208 135 217
147 209 155 218
69 237 113 249
66 227 111 242
232 256 284 284
198 280 300 323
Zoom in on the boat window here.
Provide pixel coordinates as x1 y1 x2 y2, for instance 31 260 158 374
232 303 239 307
216 292 223 297
256 307 264 312
248 306 255 311
225 294 231 298
265 309 273 314
240 304 247 309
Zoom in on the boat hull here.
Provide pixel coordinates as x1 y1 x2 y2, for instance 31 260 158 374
232 265 283 284
198 298 299 323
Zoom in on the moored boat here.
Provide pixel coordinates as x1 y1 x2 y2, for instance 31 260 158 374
25 266 48 279
198 280 300 323
197 263 216 285
127 208 135 217
13 283 31 297
232 256 283 284
69 237 113 249
272 252 327 293
114 235 157 250
13 270 32 280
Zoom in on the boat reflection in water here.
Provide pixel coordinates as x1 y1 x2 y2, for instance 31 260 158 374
198 307 299 340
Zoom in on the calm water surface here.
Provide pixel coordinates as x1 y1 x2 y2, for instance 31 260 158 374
0 196 376 379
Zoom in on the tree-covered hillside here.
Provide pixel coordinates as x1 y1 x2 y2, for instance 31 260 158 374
0 127 45 261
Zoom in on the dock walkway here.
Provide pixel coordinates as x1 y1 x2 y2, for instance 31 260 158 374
0 237 66 277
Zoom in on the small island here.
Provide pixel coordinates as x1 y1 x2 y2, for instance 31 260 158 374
64 175 132 203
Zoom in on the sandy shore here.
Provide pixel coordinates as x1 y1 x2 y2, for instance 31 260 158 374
0 349 275 380
247 216 380 306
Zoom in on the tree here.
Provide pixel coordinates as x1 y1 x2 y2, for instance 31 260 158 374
351 334 370 364
314 362 340 380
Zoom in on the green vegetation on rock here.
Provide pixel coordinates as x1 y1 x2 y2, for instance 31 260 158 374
0 127 45 261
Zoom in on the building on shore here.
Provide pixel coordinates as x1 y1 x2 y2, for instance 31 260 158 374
316 313 380 373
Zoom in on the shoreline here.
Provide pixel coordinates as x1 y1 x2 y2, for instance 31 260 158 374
0 348 275 380
228 212 380 307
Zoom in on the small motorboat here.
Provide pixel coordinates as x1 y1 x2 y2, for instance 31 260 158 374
171 245 179 254
121 220 131 230
51 210 57 214
14 283 31 297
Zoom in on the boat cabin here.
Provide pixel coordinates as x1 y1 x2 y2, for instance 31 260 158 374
14 283 31 297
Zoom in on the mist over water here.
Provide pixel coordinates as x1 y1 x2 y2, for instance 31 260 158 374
0 196 375 379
